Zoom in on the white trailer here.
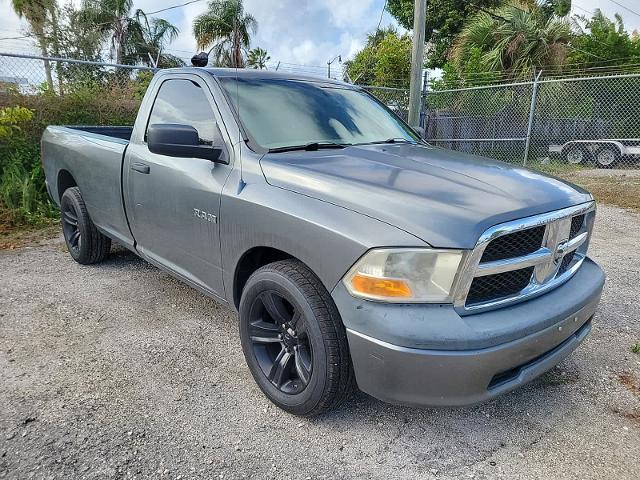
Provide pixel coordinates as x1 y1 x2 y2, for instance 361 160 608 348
549 139 640 168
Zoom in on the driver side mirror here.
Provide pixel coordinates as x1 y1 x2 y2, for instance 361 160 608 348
147 124 223 162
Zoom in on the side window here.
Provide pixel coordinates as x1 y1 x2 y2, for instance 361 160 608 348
147 79 219 146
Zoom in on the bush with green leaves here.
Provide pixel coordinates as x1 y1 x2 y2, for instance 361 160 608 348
346 29 412 88
0 106 56 225
0 74 147 228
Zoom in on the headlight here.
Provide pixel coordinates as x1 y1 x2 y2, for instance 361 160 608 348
343 248 464 303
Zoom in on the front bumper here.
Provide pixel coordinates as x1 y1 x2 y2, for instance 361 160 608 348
333 257 605 407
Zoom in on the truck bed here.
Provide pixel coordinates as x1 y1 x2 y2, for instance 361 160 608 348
41 125 134 249
66 125 133 142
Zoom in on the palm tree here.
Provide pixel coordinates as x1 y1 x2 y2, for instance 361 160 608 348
11 0 54 88
193 0 257 68
134 13 181 67
247 47 270 69
451 1 572 79
81 0 146 65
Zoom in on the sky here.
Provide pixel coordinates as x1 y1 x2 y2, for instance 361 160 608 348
1 0 640 75
0 0 399 76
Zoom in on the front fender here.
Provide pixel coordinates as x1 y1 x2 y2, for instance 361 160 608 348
219 167 425 307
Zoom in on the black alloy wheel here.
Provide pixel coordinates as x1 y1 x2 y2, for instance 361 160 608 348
60 187 111 264
239 259 355 416
247 290 313 394
61 198 81 255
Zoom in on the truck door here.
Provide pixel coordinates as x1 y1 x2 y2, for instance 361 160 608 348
124 75 233 299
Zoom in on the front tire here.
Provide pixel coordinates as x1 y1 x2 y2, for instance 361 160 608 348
239 259 354 416
564 145 589 165
60 187 111 264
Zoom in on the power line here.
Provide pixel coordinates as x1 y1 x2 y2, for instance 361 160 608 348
607 0 640 18
351 0 389 84
0 35 31 41
375 0 388 33
146 0 206 16
566 44 605 59
572 4 593 15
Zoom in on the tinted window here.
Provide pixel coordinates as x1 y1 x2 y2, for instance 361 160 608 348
147 79 217 145
219 78 418 150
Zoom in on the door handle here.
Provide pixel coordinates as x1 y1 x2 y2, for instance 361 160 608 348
131 162 150 174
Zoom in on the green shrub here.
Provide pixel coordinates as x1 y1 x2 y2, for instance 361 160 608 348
0 106 57 225
0 75 147 229
0 106 34 139
0 156 56 224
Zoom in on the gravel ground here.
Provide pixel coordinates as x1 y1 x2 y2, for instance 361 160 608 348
1 204 639 480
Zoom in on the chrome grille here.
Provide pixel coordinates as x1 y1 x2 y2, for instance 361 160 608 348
480 226 545 263
557 251 575 275
454 202 596 313
467 267 534 305
570 214 585 239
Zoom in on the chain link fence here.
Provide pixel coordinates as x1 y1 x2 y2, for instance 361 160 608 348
2 51 639 172
0 52 156 224
424 81 534 165
424 73 640 170
0 52 154 126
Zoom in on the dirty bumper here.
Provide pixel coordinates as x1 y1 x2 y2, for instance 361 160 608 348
335 258 605 407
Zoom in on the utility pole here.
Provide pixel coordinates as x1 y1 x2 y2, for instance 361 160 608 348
408 0 427 127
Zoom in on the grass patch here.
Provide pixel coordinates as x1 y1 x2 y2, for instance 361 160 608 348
0 220 59 249
528 161 588 176
527 161 640 212
632 343 640 354
0 207 59 249
561 174 640 212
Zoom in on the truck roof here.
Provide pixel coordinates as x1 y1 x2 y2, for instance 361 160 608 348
161 67 354 87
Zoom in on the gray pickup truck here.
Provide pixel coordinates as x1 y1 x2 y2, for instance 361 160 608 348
42 68 605 416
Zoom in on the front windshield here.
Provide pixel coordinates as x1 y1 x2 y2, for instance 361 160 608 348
219 77 419 150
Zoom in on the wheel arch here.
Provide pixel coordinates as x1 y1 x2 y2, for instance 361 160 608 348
57 169 77 202
233 246 299 309
561 140 623 154
594 141 624 155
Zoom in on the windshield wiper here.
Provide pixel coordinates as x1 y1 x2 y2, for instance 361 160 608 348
385 137 415 143
268 142 350 153
355 138 417 146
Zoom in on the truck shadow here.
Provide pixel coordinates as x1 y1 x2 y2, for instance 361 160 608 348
91 241 599 472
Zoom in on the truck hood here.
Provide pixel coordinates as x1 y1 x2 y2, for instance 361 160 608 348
259 143 593 248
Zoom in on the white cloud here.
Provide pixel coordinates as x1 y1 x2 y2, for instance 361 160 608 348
3 0 640 67
0 0 38 54
573 0 640 32
0 0 394 71
322 0 376 28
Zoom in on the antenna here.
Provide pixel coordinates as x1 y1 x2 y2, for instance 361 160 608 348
235 0 246 192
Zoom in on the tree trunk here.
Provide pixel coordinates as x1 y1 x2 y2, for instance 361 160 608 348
233 29 243 68
48 5 64 95
35 31 53 91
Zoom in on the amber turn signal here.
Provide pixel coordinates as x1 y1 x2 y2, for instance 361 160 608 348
350 274 412 298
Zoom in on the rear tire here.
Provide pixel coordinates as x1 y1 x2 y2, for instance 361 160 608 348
239 259 355 416
595 145 620 168
60 187 111 264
